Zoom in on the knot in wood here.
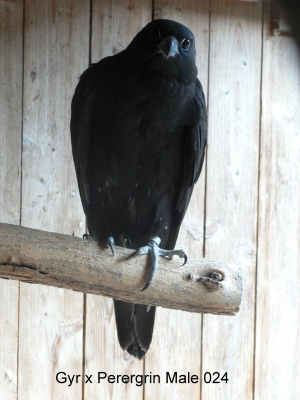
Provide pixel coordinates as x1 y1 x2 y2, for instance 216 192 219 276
198 269 224 291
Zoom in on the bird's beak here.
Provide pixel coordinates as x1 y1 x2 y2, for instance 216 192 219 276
157 36 179 58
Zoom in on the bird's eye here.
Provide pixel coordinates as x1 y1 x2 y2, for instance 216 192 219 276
181 38 191 50
149 28 161 42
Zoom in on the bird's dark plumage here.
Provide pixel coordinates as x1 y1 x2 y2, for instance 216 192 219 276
71 19 207 359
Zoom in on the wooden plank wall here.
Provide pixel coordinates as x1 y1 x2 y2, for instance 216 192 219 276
19 1 88 399
256 5 300 398
0 1 23 399
0 0 299 399
203 2 261 399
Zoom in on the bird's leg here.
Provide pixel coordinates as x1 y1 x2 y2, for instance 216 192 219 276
127 236 187 291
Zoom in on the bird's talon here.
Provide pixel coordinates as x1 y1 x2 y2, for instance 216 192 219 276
140 282 150 292
127 245 149 260
126 250 137 260
107 236 115 256
83 233 95 241
120 233 132 248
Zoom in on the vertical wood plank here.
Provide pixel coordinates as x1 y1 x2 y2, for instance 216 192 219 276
21 0 87 235
0 280 19 400
84 1 152 399
0 0 23 226
0 1 23 398
255 4 300 398
91 0 152 62
145 1 209 399
19 1 89 399
203 1 262 399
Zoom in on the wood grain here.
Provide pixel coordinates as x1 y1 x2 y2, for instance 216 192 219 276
18 1 88 399
202 1 262 399
0 279 19 400
255 4 300 398
0 1 23 227
0 1 23 399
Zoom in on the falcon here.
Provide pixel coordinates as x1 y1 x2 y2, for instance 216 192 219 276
71 19 207 359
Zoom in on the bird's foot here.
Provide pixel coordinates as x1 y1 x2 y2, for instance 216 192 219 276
127 236 187 291
83 233 95 241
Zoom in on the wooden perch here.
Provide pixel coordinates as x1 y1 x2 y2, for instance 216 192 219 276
0 223 243 316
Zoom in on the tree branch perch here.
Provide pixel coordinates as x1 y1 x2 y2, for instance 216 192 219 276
0 223 243 315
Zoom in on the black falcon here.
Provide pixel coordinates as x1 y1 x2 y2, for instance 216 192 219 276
71 19 207 359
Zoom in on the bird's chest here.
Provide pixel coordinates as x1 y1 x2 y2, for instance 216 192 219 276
91 77 193 197
139 78 191 126
110 78 191 144
109 85 188 167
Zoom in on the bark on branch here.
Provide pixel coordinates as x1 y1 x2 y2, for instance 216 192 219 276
0 223 243 315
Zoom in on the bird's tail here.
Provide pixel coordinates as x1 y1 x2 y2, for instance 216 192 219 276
113 300 156 359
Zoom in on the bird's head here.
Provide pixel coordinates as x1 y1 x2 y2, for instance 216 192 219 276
126 19 198 83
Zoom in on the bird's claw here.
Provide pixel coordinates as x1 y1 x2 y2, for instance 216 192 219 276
119 233 132 248
83 233 115 256
83 233 95 241
107 236 115 256
157 248 187 266
127 236 188 291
